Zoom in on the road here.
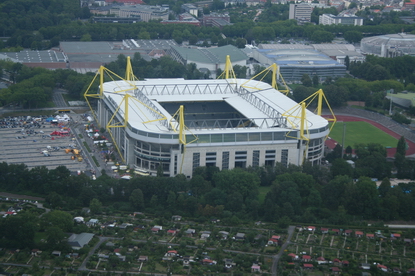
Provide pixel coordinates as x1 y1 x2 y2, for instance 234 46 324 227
271 225 296 276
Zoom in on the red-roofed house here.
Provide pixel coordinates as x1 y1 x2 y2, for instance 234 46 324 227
333 258 341 266
342 260 349 266
302 255 312 262
332 229 340 235
307 226 316 231
355 231 363 237
331 267 341 274
167 229 177 235
366 233 375 239
407 268 415 274
377 264 388 272
251 264 261 272
288 253 298 260
392 233 401 239
304 264 314 269
344 229 352 236
321 228 329 234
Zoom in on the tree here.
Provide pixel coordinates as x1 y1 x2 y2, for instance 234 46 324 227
344 55 350 70
344 31 363 44
301 74 312 87
311 30 334 43
42 210 73 232
312 75 319 87
129 188 145 210
89 198 102 215
396 136 407 156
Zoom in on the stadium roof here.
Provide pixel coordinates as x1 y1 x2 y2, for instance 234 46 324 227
170 45 248 64
102 78 328 135
257 48 341 67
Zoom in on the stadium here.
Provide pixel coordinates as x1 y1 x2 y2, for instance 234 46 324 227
88 58 331 178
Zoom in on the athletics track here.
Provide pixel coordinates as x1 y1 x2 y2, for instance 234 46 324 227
323 115 415 158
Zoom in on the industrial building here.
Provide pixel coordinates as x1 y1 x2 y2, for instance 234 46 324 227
253 44 347 81
361 33 415 57
89 58 330 178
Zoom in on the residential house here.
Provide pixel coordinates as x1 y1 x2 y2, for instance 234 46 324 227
342 260 349 267
74 217 84 223
377 264 388 272
172 215 182 221
391 233 401 239
224 258 235 269
119 223 133 229
333 259 342 266
344 229 353 236
317 257 326 264
268 235 280 245
185 228 196 237
202 258 217 265
288 253 299 260
52 251 61 257
86 218 99 227
138 256 148 262
366 233 375 239
404 238 412 245
302 255 312 262
151 225 162 233
393 268 401 273
407 268 415 274
218 231 229 240
200 231 211 240
307 226 316 231
331 267 341 274
332 229 340 235
361 263 371 270
183 256 195 266
251 264 261 273
304 264 314 269
321 228 329 234
167 229 178 235
67 233 94 250
355 231 363 238
234 233 245 241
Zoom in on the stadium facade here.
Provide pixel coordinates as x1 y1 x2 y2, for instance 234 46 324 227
96 77 329 177
361 33 415 57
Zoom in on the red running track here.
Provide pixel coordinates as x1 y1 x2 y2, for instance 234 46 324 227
323 115 415 158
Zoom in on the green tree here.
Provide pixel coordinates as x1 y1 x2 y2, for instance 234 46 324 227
344 55 350 70
129 188 145 210
312 75 319 87
344 30 363 44
89 198 102 215
311 30 334 43
42 210 73 232
301 74 312 87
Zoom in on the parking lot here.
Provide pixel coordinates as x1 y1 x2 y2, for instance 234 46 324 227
0 115 89 172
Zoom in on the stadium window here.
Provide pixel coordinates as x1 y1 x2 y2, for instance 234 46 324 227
192 153 200 170
261 132 272 141
236 133 248 142
222 151 230 170
223 134 235 142
252 150 260 167
281 149 289 167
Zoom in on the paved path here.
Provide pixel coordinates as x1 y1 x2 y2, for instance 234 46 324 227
271 225 295 276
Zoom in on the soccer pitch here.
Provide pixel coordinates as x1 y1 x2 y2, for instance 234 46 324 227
328 121 398 148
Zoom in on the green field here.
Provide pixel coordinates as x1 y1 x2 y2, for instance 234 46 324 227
329 121 398 148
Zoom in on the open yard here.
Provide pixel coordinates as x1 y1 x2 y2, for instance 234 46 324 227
329 121 398 148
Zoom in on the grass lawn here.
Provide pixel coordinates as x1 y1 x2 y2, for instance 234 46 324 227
258 186 272 204
329 121 398 148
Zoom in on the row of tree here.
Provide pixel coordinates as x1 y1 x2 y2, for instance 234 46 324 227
0 140 413 229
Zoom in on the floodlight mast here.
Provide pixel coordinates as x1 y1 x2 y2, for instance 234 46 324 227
283 89 336 165
84 56 138 128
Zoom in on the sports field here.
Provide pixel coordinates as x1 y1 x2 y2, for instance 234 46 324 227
329 121 398 148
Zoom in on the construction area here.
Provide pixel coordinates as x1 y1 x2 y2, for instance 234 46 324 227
0 115 89 172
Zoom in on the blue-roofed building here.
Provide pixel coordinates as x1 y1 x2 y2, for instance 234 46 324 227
253 47 346 81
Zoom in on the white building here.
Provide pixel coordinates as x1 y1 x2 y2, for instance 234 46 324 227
319 14 364 25
289 3 313 22
96 75 329 178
